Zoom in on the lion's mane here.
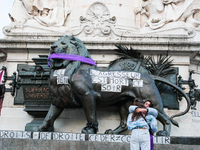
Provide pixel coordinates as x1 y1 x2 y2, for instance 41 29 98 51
49 35 92 108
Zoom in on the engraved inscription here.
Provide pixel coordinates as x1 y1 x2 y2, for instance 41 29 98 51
119 62 136 70
24 86 50 100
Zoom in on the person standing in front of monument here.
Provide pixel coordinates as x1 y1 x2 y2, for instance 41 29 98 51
143 100 156 150
127 98 157 150
129 99 157 150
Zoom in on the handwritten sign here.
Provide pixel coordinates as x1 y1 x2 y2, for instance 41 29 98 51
133 80 143 87
53 133 85 141
57 76 68 84
89 134 131 143
191 111 200 118
90 69 143 92
53 69 65 76
191 111 200 122
109 78 128 86
153 136 170 144
92 76 107 84
54 69 69 85
101 84 122 92
40 132 52 140
0 130 170 144
90 69 141 79
24 85 50 100
0 130 31 139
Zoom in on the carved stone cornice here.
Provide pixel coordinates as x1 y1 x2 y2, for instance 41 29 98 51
0 39 199 52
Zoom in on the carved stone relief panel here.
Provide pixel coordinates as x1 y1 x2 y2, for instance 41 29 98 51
9 0 73 27
2 0 200 40
134 0 200 35
73 2 116 37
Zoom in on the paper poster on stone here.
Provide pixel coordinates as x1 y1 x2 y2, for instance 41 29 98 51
191 111 200 122
0 130 31 139
90 69 101 76
33 132 40 139
133 80 143 87
53 69 65 77
57 76 68 84
91 76 107 84
90 69 141 79
88 134 131 143
109 77 128 86
53 132 85 141
153 136 170 144
90 69 143 92
53 69 69 84
101 84 122 92
40 132 52 140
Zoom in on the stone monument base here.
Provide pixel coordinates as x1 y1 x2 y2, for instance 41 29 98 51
0 130 199 150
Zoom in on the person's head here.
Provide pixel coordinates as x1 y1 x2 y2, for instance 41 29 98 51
144 100 154 108
134 98 146 108
131 98 146 121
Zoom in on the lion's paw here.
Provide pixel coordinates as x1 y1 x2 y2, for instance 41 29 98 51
156 130 169 136
104 129 114 134
81 128 96 134
38 122 54 132
81 122 98 134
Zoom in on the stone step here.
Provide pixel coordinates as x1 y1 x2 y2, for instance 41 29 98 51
0 138 199 150
0 130 199 150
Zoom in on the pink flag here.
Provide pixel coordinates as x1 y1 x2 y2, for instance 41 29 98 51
0 69 4 83
0 98 2 116
0 69 4 116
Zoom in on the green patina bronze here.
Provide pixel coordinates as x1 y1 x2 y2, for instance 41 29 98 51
34 35 190 136
5 35 193 135
14 55 51 117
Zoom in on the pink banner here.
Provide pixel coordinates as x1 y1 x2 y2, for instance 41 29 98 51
0 69 4 116
0 69 4 83
0 97 2 116
47 53 97 66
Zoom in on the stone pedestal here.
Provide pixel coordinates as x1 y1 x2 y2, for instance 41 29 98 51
0 0 200 137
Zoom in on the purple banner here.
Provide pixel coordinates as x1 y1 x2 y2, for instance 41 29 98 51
47 53 97 66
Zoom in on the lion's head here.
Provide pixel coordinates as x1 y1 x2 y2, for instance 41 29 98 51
49 35 91 69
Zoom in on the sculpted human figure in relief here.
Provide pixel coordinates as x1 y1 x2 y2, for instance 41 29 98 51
136 0 200 30
9 0 73 27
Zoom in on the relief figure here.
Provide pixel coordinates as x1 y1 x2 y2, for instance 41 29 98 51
9 0 73 27
136 0 200 30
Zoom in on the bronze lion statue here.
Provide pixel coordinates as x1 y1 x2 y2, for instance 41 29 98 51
38 35 190 136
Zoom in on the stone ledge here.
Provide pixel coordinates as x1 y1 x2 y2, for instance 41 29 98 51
0 39 200 52
0 137 200 150
0 130 200 145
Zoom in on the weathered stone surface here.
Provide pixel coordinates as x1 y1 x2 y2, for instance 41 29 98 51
5 0 200 41
0 137 200 150
0 0 200 139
